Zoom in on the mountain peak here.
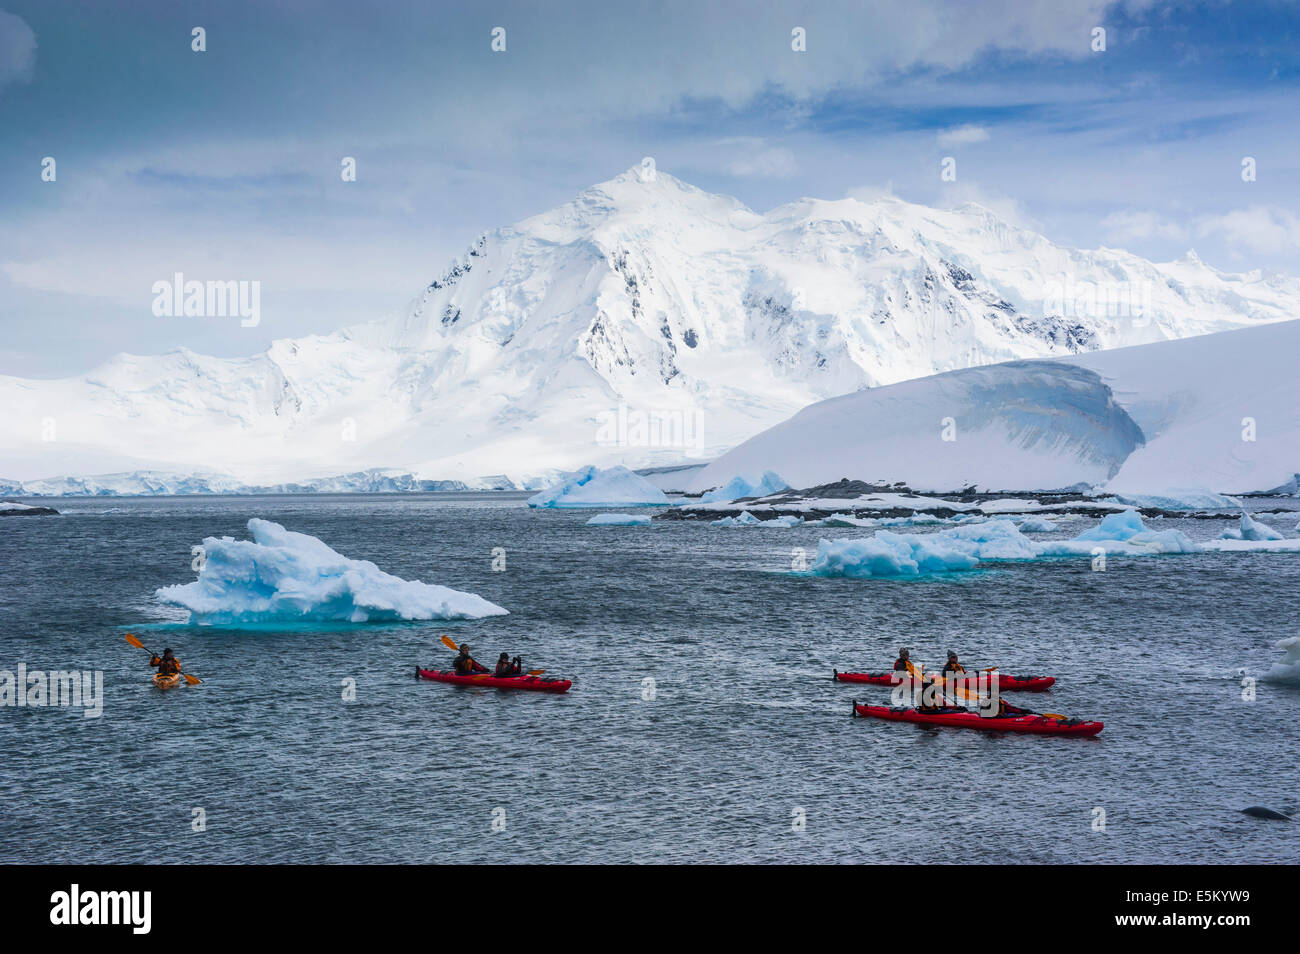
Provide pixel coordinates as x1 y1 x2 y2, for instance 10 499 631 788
4 169 1296 486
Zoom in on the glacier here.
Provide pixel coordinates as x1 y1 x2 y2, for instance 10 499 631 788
692 320 1300 496
4 168 1299 490
155 519 508 624
527 465 669 508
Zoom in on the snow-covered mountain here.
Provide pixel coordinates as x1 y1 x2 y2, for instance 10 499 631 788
3 167 1298 487
690 320 1300 496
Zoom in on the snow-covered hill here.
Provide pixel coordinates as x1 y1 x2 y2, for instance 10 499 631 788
690 320 1300 495
3 167 1298 487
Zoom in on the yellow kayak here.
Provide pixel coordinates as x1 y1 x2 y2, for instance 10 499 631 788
152 672 184 691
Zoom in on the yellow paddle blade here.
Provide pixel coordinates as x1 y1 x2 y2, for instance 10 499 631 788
527 670 545 676
983 666 998 673
1042 712 1066 720
183 673 202 686
125 633 145 650
439 634 459 651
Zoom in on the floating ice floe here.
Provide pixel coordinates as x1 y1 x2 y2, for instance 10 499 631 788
1261 636 1300 685
585 513 653 526
1016 516 1058 533
712 511 802 528
698 471 791 503
1217 512 1285 541
808 513 1211 578
527 465 669 508
810 532 980 578
156 519 508 624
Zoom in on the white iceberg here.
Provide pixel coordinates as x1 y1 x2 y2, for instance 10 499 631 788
1261 636 1300 685
1218 512 1285 541
527 465 669 508
698 471 791 503
156 519 508 624
585 513 653 526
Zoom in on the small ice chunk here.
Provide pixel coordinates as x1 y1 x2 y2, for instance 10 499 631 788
699 471 790 503
711 511 801 527
1218 512 1284 541
1074 509 1148 541
1261 636 1300 684
1016 516 1058 533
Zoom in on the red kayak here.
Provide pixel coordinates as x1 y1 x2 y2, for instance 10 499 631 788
853 702 1102 736
833 670 1056 692
416 668 571 693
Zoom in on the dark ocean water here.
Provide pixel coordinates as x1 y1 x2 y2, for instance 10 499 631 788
2 494 1298 864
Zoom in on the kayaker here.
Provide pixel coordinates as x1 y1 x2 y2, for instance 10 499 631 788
942 651 965 676
149 648 182 677
452 645 489 675
996 698 1027 717
494 653 522 677
892 648 911 671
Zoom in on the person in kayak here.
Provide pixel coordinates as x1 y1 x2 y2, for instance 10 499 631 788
942 651 966 675
452 645 489 675
149 648 182 677
892 648 912 672
494 653 522 677
995 698 1028 717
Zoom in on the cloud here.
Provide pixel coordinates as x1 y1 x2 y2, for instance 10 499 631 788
936 124 990 148
0 9 36 91
728 147 798 178
1195 206 1300 255
1100 210 1188 243
941 182 1037 230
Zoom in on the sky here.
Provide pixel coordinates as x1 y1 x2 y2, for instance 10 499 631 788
1 0 1298 376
